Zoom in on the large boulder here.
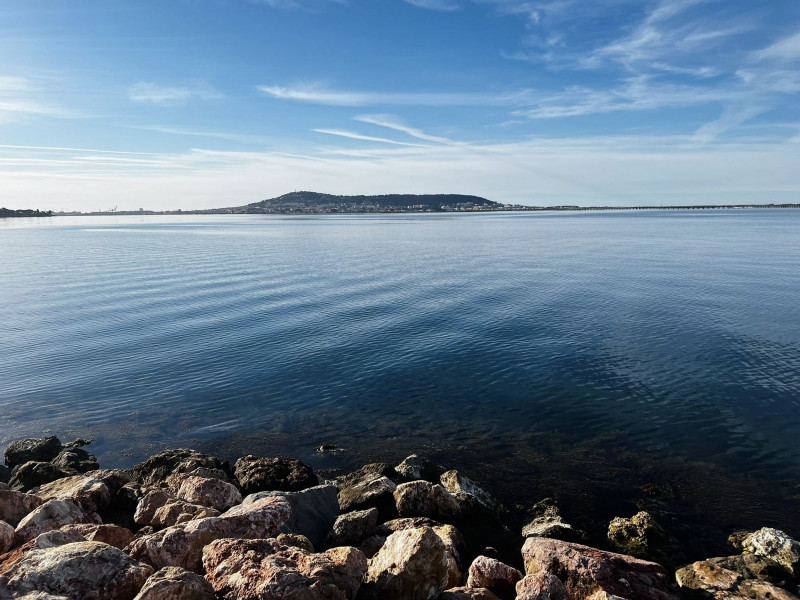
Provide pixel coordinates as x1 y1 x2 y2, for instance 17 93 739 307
14 499 101 546
132 566 216 600
337 464 399 519
4 437 63 470
242 484 339 549
32 475 111 514
327 508 379 548
466 555 523 598
234 454 318 494
1 540 152 600
133 489 219 528
60 524 135 550
675 559 798 600
522 499 584 543
360 526 450 600
0 490 44 527
50 448 99 475
521 537 678 600
125 496 291 573
130 449 230 489
439 470 506 522
202 538 367 600
176 476 241 512
9 462 66 492
394 481 461 522
0 520 13 554
740 528 800 577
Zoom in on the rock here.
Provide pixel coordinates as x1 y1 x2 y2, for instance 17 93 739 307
676 560 742 593
0 520 13 554
396 455 445 482
394 480 461 521
3 437 63 470
440 470 506 522
133 489 219 527
202 537 367 600
0 489 44 526
607 511 676 563
316 444 337 453
242 484 339 549
515 573 570 600
50 447 99 474
359 535 387 559
708 554 795 588
522 499 584 543
521 537 678 600
360 526 450 600
165 467 234 494
466 555 523 597
29 528 87 549
277 532 315 552
14 499 101 546
439 587 502 600
32 474 111 513
234 454 318 494
741 528 800 576
434 524 467 589
380 517 443 533
133 565 216 600
328 508 380 547
125 495 291 573
676 558 800 600
85 469 132 494
130 449 230 489
9 462 66 492
61 523 135 549
2 540 152 599
176 475 241 512
340 475 398 519
0 465 10 484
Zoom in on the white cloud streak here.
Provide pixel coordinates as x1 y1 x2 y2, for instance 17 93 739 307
354 114 459 144
129 82 222 106
312 128 428 146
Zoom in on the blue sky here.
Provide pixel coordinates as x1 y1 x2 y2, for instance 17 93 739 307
1 0 799 210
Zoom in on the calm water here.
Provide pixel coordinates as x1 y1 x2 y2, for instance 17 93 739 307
1 210 799 538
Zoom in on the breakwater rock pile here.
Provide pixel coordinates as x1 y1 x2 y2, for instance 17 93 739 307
1 436 798 600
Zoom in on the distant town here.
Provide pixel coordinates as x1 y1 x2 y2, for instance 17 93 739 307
2 191 799 218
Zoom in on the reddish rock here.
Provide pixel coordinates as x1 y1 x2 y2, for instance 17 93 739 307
32 474 111 513
234 454 318 494
134 489 219 527
394 481 461 521
1 540 152 600
466 555 523 596
515 573 570 600
125 496 291 573
202 537 367 600
521 537 677 600
360 526 450 600
14 499 101 546
132 565 216 600
0 490 44 527
276 532 315 552
439 586 503 600
61 523 135 549
176 475 241 512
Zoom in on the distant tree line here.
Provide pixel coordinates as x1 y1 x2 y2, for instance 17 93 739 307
0 208 53 218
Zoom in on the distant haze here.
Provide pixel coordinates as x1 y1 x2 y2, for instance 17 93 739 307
1 1 799 211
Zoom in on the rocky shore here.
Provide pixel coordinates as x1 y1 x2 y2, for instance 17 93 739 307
1 436 798 600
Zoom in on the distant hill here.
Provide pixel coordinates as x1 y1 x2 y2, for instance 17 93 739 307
199 191 504 214
0 208 52 218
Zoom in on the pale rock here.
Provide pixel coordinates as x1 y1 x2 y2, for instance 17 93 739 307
466 555 523 596
132 565 216 600
134 489 219 527
176 475 241 512
14 499 101 546
0 520 13 554
741 528 800 576
125 495 291 573
395 455 445 482
202 537 367 600
440 470 506 522
515 573 570 600
0 490 44 527
395 481 461 521
32 474 111 513
2 540 152 600
360 526 450 600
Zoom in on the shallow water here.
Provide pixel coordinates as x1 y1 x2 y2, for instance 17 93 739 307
1 210 799 543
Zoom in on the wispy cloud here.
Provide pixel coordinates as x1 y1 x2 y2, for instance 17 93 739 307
128 81 222 106
247 0 347 11
0 75 68 123
752 29 800 63
354 114 458 144
312 128 428 146
258 83 535 106
134 126 271 145
404 0 461 11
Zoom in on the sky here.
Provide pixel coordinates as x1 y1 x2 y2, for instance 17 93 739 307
1 0 799 211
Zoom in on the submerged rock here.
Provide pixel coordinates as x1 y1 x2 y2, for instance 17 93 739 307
202 538 367 600
360 526 449 600
2 540 152 600
3 437 63 470
234 454 318 494
132 565 216 600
